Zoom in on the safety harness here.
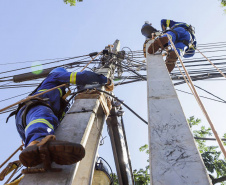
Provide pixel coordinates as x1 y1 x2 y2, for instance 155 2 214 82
6 91 70 128
164 23 195 47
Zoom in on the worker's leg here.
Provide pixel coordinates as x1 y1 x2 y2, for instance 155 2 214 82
147 31 177 54
165 42 187 73
25 105 58 147
16 105 59 147
16 105 85 167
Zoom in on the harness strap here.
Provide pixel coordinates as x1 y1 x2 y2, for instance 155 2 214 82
21 98 54 129
164 29 178 41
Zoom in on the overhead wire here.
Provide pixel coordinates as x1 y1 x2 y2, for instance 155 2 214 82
0 92 30 103
0 54 89 66
0 56 92 80
175 89 226 104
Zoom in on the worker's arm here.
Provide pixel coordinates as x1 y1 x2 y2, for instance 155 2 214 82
51 70 108 85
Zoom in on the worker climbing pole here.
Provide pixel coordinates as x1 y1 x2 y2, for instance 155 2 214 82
143 19 226 185
0 40 135 185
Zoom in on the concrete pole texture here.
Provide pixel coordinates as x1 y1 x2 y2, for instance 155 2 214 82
146 40 212 185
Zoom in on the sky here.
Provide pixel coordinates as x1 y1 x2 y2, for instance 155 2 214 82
0 0 226 184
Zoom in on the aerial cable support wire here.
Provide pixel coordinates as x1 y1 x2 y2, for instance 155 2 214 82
0 51 102 113
196 48 226 78
165 33 226 159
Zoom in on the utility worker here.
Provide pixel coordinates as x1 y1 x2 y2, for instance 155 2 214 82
10 67 113 168
148 19 197 72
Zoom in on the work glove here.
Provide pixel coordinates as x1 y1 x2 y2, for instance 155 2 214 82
105 79 114 91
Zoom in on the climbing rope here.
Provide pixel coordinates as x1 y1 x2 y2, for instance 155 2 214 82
165 33 226 159
196 48 226 78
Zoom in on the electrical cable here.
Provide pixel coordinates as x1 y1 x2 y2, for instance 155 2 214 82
0 57 92 80
175 89 226 103
194 85 226 103
0 54 89 66
69 88 148 125
0 92 30 103
95 89 148 125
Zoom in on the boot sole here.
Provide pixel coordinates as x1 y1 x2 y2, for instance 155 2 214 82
148 39 161 54
19 141 85 167
148 37 169 54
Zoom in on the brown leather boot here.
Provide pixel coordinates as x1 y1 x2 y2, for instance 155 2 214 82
165 50 178 73
19 135 85 167
148 37 168 54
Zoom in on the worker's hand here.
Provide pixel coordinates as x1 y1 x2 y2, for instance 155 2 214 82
105 79 114 91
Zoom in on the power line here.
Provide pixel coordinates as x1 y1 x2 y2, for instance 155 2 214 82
0 54 89 66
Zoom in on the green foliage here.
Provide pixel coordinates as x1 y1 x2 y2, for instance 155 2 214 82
188 116 226 184
221 0 226 6
139 144 149 154
187 116 201 127
110 173 119 185
63 0 83 6
133 168 150 185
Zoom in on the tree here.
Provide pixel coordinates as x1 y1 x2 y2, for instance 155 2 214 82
188 116 226 185
63 0 83 6
221 0 226 6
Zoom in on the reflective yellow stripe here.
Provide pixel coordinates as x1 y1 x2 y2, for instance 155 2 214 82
175 23 189 28
70 72 77 84
38 88 62 97
166 20 170 27
25 119 54 132
57 88 62 97
38 89 48 92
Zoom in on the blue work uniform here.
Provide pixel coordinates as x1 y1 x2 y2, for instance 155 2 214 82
16 70 107 147
161 19 196 57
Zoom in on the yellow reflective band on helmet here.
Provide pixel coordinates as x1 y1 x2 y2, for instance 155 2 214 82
166 20 170 27
70 72 77 84
57 88 62 97
25 119 54 132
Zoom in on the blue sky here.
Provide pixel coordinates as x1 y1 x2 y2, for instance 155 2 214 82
0 0 226 184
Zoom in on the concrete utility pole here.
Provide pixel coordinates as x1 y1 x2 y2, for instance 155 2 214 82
20 40 134 185
146 40 212 185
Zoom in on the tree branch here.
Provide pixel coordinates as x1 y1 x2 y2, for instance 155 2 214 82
211 175 226 184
